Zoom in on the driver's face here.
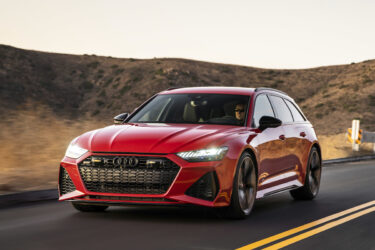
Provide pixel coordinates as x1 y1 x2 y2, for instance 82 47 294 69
235 104 245 120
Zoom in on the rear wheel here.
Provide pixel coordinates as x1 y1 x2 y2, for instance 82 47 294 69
71 202 108 212
224 152 257 219
290 147 321 200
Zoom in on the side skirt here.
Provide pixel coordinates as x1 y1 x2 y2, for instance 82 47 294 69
256 180 303 199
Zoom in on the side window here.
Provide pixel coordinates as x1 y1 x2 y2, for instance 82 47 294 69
269 95 293 123
285 100 305 122
252 94 275 128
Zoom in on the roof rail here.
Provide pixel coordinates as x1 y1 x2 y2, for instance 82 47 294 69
254 87 288 96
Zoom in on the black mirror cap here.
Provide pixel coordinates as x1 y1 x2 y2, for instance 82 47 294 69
258 116 282 130
114 113 129 124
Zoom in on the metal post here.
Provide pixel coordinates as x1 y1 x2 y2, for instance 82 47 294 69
373 143 375 153
352 120 360 151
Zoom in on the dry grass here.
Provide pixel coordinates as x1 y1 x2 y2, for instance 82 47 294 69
0 103 105 194
318 133 374 159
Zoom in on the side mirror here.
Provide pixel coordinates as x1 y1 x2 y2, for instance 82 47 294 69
114 113 129 124
258 116 282 130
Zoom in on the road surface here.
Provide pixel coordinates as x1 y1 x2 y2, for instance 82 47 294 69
1 160 374 250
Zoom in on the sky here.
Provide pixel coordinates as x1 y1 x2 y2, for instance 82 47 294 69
1 0 375 69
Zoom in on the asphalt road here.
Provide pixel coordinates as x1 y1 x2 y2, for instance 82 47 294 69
1 160 375 250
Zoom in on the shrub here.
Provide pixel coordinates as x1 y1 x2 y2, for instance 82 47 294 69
81 81 93 90
87 61 100 69
120 85 131 95
362 75 372 84
96 100 104 107
369 95 375 106
99 90 106 98
315 103 324 108
155 68 164 75
220 66 232 74
104 77 113 87
114 68 124 75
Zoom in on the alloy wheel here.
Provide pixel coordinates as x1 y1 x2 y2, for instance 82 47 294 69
237 157 256 215
308 151 321 196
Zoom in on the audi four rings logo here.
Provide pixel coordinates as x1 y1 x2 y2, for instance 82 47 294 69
112 156 139 167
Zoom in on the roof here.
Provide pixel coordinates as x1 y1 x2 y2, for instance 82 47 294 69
159 86 255 96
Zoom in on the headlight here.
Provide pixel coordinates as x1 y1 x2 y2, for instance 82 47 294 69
177 146 228 162
65 143 88 159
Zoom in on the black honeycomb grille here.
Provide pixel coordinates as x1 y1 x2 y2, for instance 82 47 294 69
59 167 76 195
78 156 180 194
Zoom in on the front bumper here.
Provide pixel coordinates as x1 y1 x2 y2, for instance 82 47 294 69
59 152 237 207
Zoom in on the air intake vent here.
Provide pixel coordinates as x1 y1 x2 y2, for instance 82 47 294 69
185 171 219 201
59 167 76 195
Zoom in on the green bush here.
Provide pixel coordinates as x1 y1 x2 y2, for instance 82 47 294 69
114 68 124 75
104 77 113 87
99 90 106 98
96 100 104 107
369 95 375 106
81 81 93 90
120 85 131 95
87 61 100 69
155 68 164 75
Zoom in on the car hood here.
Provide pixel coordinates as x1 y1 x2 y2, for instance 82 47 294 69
76 123 245 154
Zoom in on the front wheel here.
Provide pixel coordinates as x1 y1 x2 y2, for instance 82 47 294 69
224 152 257 219
290 147 322 200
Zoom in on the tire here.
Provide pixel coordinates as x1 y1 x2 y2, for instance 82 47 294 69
223 152 257 219
290 147 322 200
71 202 108 212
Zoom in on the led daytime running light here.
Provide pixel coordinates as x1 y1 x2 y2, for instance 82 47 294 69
177 146 228 162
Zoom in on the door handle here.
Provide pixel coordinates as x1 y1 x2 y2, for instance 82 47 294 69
300 132 306 137
279 135 286 140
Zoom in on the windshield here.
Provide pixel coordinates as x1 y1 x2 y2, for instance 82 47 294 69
128 94 250 126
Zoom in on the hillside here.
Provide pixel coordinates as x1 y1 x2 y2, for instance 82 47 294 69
1 44 375 193
1 44 375 134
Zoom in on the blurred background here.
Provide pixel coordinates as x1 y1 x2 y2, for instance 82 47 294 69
1 0 375 194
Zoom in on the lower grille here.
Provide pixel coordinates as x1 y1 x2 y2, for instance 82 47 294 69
88 195 174 202
59 167 76 195
185 171 219 201
78 156 180 194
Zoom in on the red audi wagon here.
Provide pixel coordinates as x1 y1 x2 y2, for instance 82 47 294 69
59 87 321 218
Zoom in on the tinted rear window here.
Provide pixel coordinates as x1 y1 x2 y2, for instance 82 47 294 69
285 100 305 122
269 95 293 123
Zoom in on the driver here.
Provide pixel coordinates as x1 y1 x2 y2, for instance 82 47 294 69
235 103 245 124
